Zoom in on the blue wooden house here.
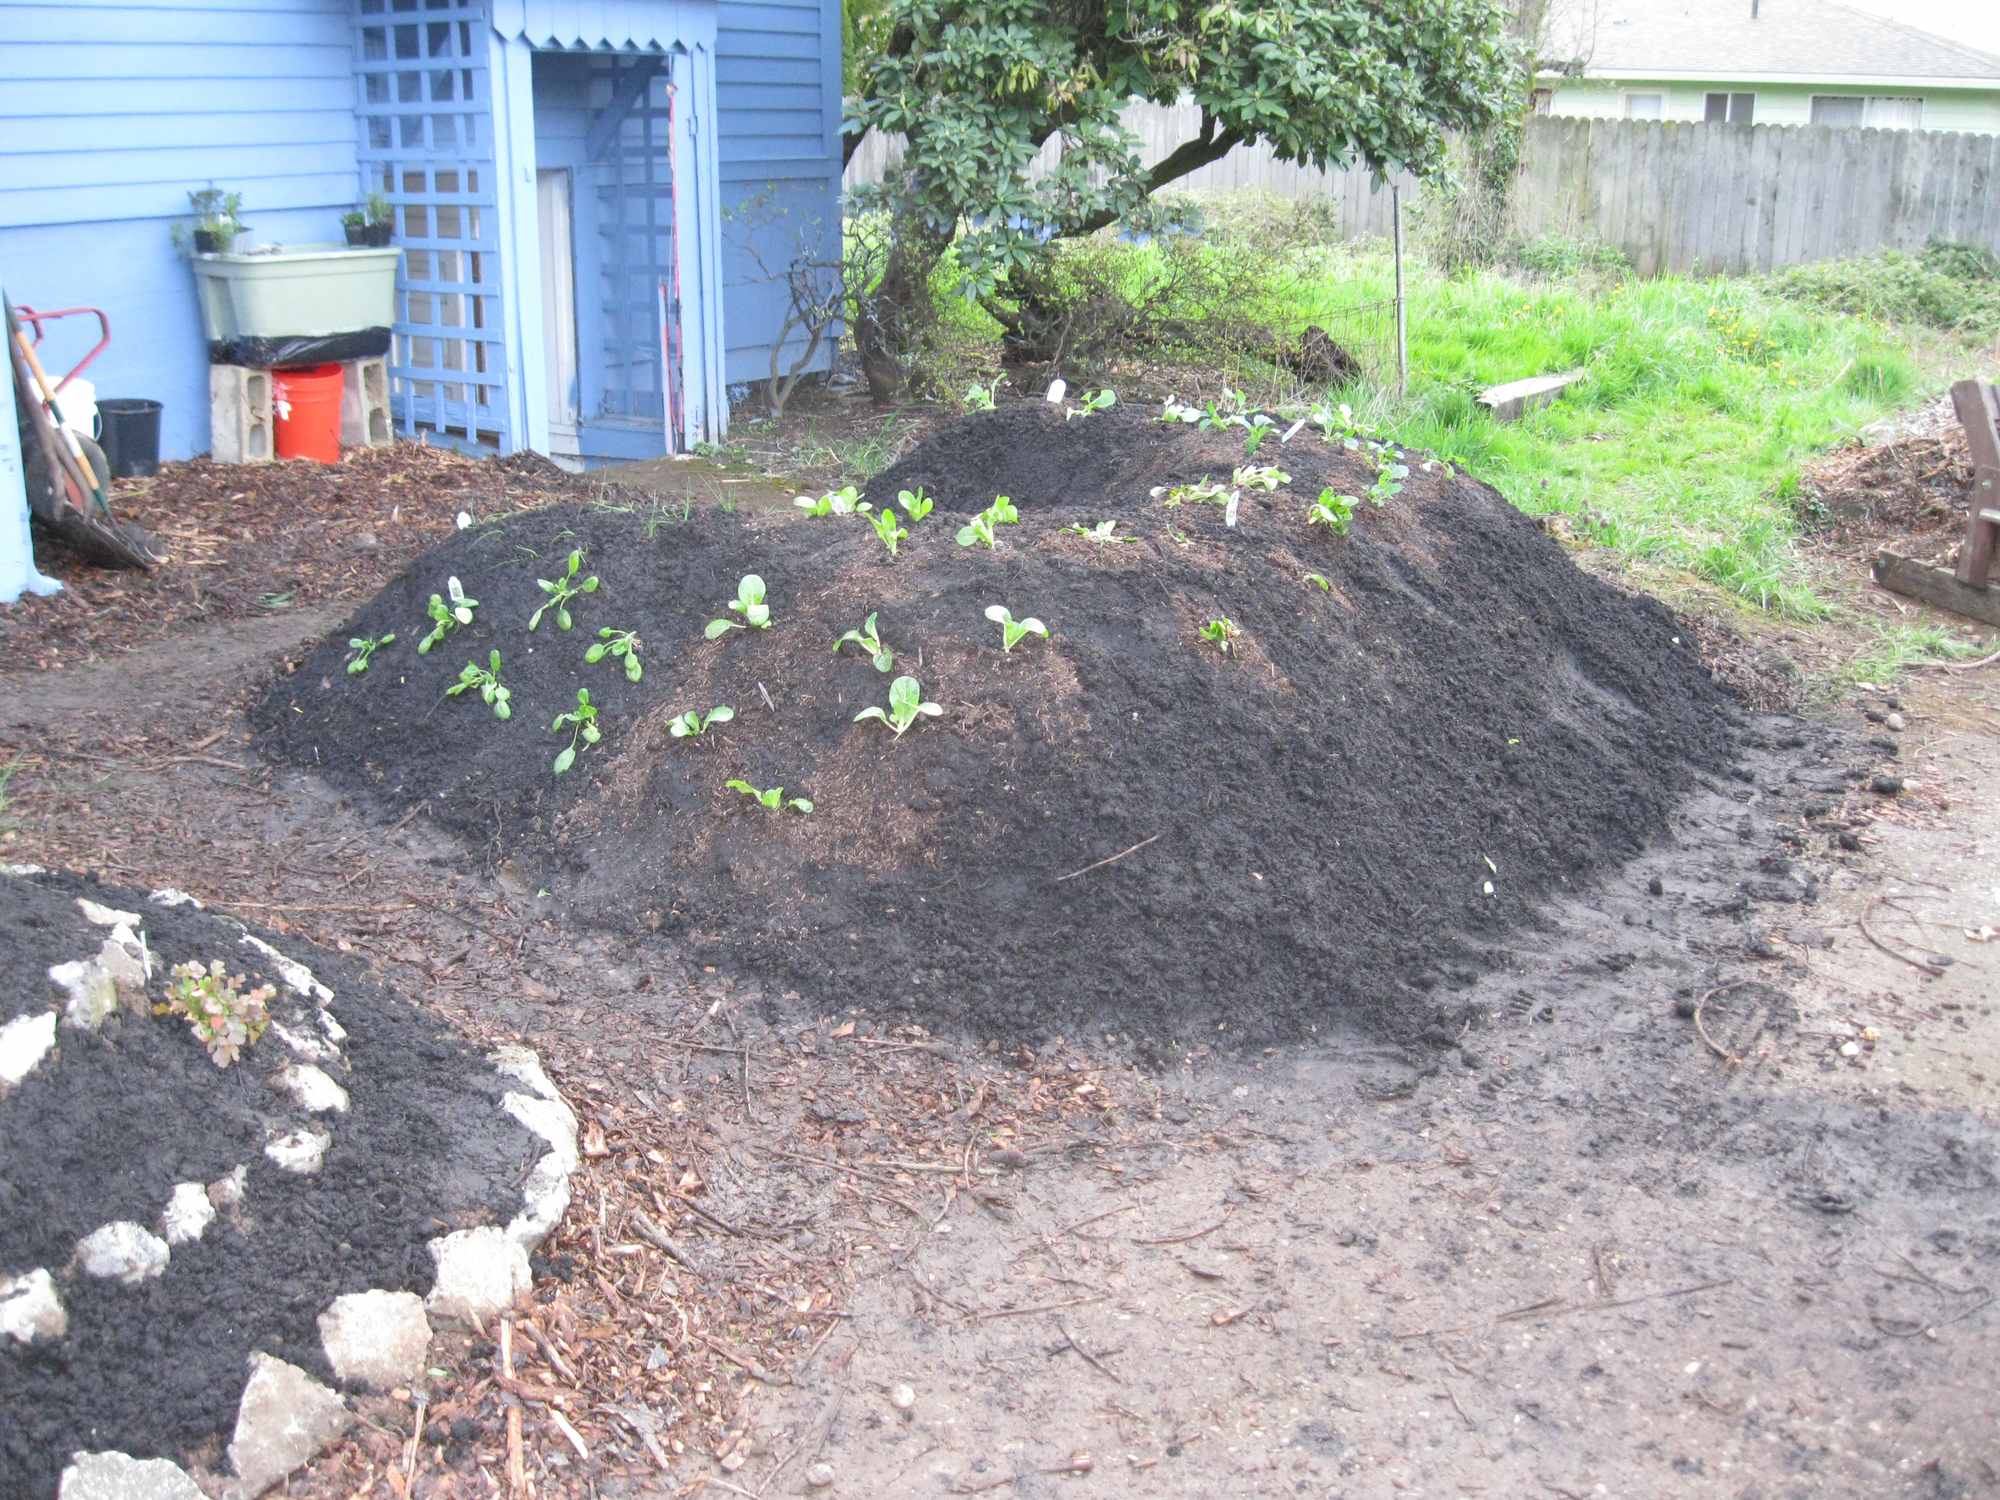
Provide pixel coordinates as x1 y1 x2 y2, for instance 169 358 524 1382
0 0 842 467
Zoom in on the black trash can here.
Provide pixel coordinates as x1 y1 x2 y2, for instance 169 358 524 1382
98 398 163 478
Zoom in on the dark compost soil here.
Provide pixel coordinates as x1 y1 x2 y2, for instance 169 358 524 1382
252 404 1745 1048
0 869 530 1499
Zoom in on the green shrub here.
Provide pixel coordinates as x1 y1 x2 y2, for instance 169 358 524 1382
1507 234 1630 280
1764 243 2000 334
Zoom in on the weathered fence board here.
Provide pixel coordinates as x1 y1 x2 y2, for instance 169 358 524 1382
845 110 2000 274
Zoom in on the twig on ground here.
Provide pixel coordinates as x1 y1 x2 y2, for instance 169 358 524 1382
1694 980 1752 1065
1054 832 1162 883
630 1210 698 1271
1132 1213 1228 1246
1057 1319 1123 1383
691 1331 790 1385
1858 901 1947 978
971 1294 1106 1323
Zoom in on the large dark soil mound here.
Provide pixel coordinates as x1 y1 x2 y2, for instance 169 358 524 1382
254 404 1742 1046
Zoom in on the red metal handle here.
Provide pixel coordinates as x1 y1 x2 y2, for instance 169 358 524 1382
11 304 112 392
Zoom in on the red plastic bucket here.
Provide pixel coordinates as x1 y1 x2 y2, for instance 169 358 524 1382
273 364 344 463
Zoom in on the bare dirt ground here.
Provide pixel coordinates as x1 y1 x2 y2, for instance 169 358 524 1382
2 454 1996 1498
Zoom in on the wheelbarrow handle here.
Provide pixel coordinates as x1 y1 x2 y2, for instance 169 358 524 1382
11 303 112 393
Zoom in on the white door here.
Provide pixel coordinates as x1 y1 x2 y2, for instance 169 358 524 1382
536 168 580 453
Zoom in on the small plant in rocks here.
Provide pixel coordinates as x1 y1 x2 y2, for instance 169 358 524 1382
726 779 813 814
897 487 934 522
157 959 274 1069
706 574 771 637
529 548 600 632
854 674 943 737
985 604 1048 653
834 612 895 672
1307 488 1358 536
345 631 395 674
586 626 645 681
793 485 871 518
870 508 910 557
448 649 513 719
417 576 478 654
550 688 601 774
1199 617 1239 655
669 705 735 738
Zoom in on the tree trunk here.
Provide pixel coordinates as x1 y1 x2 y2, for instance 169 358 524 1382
852 201 950 404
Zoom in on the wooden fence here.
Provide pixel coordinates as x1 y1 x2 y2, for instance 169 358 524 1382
844 110 2000 275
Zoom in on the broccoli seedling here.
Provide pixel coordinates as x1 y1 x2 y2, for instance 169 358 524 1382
985 604 1048 653
1307 488 1358 536
963 375 1004 411
1062 520 1135 544
725 778 813 814
897 487 933 522
416 576 477 654
793 485 871 518
954 496 1016 550
668 705 735 738
447 649 512 720
870 508 909 557
550 688 601 774
528 548 599 631
1065 388 1116 420
705 574 771 638
1239 414 1276 457
1198 618 1239 655
1303 572 1333 592
586 626 645 682
854 674 942 737
1310 400 1363 449
833 612 894 672
1158 395 1203 425
1368 455 1409 505
345 632 395 675
1152 477 1231 508
1233 465 1289 493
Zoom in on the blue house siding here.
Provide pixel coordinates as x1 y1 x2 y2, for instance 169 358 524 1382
0 0 361 461
716 0 842 388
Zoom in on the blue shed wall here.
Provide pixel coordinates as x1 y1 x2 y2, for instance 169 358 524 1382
0 0 362 462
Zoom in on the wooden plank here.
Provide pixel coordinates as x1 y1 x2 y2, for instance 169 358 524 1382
1951 379 2000 588
1873 552 2000 629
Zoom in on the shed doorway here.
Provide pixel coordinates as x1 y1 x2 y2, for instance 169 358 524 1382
535 168 580 457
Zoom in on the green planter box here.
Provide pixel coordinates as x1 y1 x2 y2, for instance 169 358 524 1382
190 245 400 342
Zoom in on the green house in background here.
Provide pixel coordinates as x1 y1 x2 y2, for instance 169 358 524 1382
1536 0 2000 134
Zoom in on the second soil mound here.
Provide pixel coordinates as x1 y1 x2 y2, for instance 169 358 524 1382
255 406 1742 1046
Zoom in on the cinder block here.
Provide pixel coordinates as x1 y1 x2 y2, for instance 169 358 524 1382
209 365 273 465
1478 369 1586 423
340 357 391 448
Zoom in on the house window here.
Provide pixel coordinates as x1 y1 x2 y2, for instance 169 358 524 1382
1811 94 1924 129
1704 91 1755 124
1532 88 1553 115
1623 92 1664 120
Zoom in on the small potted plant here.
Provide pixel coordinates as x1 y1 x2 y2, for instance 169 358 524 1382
363 191 395 247
176 185 246 255
341 207 368 246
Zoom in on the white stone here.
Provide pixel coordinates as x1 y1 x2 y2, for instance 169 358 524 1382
49 958 117 1031
59 1451 205 1500
76 898 141 928
148 887 203 908
0 1009 57 1089
504 1092 579 1169
889 1382 916 1411
0 1268 66 1344
209 1165 249 1208
265 1126 332 1175
160 1182 217 1246
76 1221 170 1284
270 1020 337 1063
506 1151 574 1252
225 1353 351 1498
278 1064 350 1115
492 1044 564 1106
239 934 331 1002
806 1461 836 1489
426 1226 530 1323
1 862 48 877
319 1009 348 1045
317 1290 432 1391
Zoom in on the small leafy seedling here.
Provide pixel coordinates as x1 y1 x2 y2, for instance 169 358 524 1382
963 375 1005 412
1158 395 1203 425
854 674 942 737
447 649 513 719
870 508 909 557
1311 400 1363 449
1063 520 1134 544
669 705 735 738
1307 488 1358 536
417 576 477 654
1240 414 1276 456
1303 572 1332 592
586 626 645 681
985 604 1048 653
706 574 771 638
1199 617 1239 655
834 612 894 672
1065 388 1116 420
529 548 599 631
1234 465 1289 493
793 485 871 518
1368 454 1410 505
157 959 274 1069
955 496 1018 550
345 631 395 674
550 689 601 775
1153 477 1231 508
896 487 933 522
726 779 813 814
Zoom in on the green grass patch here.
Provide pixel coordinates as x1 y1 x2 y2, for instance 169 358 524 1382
1839 623 1986 686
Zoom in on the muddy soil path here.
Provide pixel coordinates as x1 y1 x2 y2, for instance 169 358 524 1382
1 623 1995 1499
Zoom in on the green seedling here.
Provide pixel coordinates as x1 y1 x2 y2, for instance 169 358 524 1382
417 576 477 653
587 626 645 681
1158 395 1203 425
870 508 909 557
726 779 813 814
1198 618 1239 655
793 485 870 518
447 649 512 720
834 612 894 672
1066 388 1116 420
345 632 395 674
963 375 1005 412
1234 465 1289 493
1307 488 1358 536
1063 520 1134 544
1310 400 1363 449
1153 477 1232 508
668 705 735 738
1240 414 1277 456
705 574 771 638
854 674 942 737
1303 572 1333 592
896 487 933 522
550 689 600 775
1368 457 1410 505
528 548 599 631
157 959 274 1069
955 496 1019 549
985 604 1048 653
